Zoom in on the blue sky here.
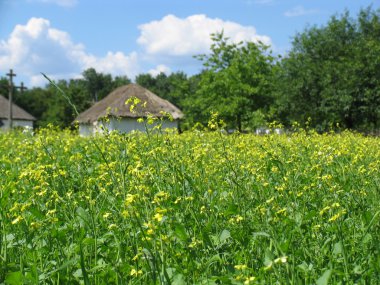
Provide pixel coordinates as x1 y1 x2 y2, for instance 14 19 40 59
0 0 378 87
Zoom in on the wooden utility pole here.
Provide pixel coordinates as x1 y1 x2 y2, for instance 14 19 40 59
5 70 27 130
17 82 27 94
6 69 16 129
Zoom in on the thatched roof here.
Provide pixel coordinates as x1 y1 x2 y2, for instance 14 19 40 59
75 84 184 124
0 95 36 121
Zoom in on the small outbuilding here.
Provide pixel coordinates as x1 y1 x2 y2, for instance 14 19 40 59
75 84 184 136
0 95 36 130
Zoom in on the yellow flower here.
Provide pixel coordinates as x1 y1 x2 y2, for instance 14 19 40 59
108 224 117 230
265 256 288 271
174 197 182 204
189 237 202 248
12 216 23 225
132 253 141 261
10 203 19 212
328 210 346 222
274 256 288 264
275 208 287 215
36 189 47 196
235 274 244 281
234 264 248 270
125 194 137 206
235 215 244 222
130 268 142 277
319 206 330 216
46 209 57 216
153 191 169 203
265 197 275 204
30 222 41 229
244 276 256 284
153 213 163 222
312 224 321 230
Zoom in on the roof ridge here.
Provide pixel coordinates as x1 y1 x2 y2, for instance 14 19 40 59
0 95 36 121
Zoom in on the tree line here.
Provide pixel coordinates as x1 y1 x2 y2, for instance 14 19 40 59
3 7 379 132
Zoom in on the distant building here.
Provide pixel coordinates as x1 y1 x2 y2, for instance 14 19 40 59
0 95 36 130
75 84 183 136
255 127 284 135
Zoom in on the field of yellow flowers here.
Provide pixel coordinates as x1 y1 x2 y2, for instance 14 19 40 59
1 127 379 284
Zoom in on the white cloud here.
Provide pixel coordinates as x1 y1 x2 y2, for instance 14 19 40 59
148 64 171 77
284 6 319 17
137 14 271 57
0 17 140 86
28 0 78 7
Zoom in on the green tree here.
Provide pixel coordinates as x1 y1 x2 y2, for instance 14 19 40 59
82 68 114 102
275 7 380 131
136 72 170 100
15 87 51 126
191 32 276 131
112 75 131 89
0 77 8 97
136 71 192 109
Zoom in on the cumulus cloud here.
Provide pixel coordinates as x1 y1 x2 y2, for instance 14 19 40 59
284 6 319 17
83 51 139 76
1 15 273 86
148 64 171 77
0 17 140 86
28 0 78 7
137 14 271 57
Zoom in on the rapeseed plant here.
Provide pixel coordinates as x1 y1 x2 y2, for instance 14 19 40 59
0 128 379 284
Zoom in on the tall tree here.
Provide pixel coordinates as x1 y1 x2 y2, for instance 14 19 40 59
0 77 8 97
274 7 380 131
136 71 191 109
135 73 156 92
191 32 276 131
82 68 114 102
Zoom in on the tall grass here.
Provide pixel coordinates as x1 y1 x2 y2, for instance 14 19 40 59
0 127 379 284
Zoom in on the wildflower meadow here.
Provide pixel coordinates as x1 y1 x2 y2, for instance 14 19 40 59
0 126 379 284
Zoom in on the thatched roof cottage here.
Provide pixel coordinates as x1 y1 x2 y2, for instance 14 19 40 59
75 84 183 136
0 95 36 130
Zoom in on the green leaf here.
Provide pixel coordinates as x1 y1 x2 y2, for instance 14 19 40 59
264 249 274 267
219 229 231 243
76 207 91 230
225 204 239 215
172 273 186 285
5 271 24 285
42 258 77 280
206 254 222 267
174 223 188 242
316 269 332 285
252 231 270 238
333 241 342 256
5 234 15 242
297 261 309 272
362 233 372 245
82 237 95 246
